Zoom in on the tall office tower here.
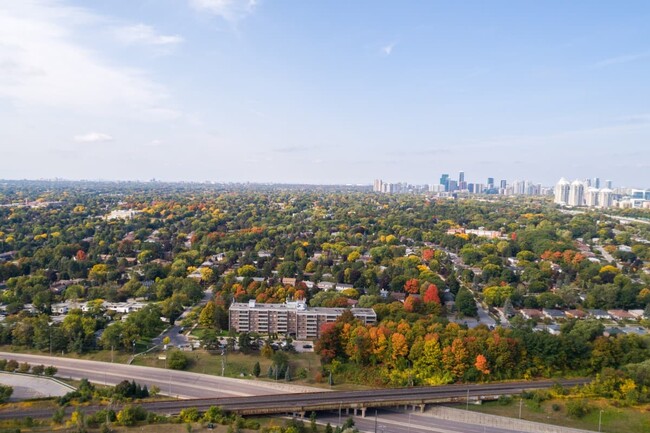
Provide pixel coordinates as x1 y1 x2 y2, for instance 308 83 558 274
487 177 494 188
585 188 600 207
606 180 613 189
373 179 383 192
598 189 613 208
594 178 601 189
513 180 526 195
500 179 507 189
440 174 449 191
459 171 465 183
568 180 585 206
447 180 458 192
554 178 570 204
585 178 592 187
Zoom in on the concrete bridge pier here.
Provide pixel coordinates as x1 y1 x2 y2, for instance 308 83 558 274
360 407 366 418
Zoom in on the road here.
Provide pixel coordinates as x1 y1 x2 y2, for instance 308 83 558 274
319 409 526 433
0 352 316 399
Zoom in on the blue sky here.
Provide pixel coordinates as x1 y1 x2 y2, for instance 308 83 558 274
1 0 649 187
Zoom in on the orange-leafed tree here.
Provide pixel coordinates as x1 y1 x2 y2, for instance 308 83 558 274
404 278 420 294
404 295 423 313
475 354 490 375
422 249 435 262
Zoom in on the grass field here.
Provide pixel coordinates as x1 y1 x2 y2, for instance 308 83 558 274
132 348 325 384
459 398 650 433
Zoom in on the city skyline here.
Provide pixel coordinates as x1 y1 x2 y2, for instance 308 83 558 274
1 1 649 185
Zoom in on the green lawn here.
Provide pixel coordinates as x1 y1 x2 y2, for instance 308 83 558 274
132 348 327 386
458 398 650 433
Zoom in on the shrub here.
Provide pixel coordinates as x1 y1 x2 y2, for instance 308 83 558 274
566 399 591 419
17 362 30 373
180 407 200 423
498 395 513 406
5 360 18 372
0 384 13 403
44 366 58 376
31 364 45 375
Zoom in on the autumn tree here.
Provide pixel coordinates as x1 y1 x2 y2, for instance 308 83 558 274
404 278 420 294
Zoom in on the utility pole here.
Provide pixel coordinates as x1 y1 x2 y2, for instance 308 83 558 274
338 402 342 427
519 398 523 419
466 388 470 410
374 410 377 433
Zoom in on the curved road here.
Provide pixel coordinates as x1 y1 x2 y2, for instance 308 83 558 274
0 352 316 398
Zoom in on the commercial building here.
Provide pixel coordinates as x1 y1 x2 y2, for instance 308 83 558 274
228 299 377 340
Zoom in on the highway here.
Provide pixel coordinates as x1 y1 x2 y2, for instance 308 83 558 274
319 410 526 433
0 352 316 398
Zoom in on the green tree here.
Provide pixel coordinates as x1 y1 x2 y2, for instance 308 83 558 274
168 350 189 370
456 288 478 317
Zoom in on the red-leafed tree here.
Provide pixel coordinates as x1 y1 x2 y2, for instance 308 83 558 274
423 284 441 304
75 250 87 261
404 278 420 294
315 322 340 363
422 249 435 262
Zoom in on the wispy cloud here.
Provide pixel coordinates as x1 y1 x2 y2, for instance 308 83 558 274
0 1 177 120
188 0 257 21
381 42 397 56
74 132 113 143
593 51 650 68
113 24 183 48
272 145 312 153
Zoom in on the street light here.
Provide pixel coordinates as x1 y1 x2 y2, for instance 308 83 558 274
48 321 53 356
598 409 604 432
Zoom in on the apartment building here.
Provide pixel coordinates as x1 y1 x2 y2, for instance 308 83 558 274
228 299 377 340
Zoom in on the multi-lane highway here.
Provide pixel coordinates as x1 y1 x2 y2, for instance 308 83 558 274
0 353 592 432
0 352 316 398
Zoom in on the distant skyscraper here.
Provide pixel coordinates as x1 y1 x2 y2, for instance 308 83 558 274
598 189 613 208
440 174 449 191
487 177 494 188
606 180 613 189
459 171 465 183
447 180 458 192
568 180 585 206
500 180 507 189
585 188 599 207
594 177 600 189
554 178 570 204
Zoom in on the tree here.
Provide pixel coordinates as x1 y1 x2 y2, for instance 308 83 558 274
253 361 261 377
456 288 478 317
0 385 12 403
404 278 420 294
423 284 441 304
199 302 216 327
475 354 490 375
168 350 189 370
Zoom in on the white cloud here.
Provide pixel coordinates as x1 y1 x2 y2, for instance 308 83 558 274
74 132 113 143
593 51 650 68
188 0 257 21
113 24 183 47
0 1 176 119
381 42 396 56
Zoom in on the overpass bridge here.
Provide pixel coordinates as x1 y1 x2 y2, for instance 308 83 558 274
139 378 587 417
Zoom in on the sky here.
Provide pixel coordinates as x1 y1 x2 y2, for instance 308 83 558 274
1 0 649 187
